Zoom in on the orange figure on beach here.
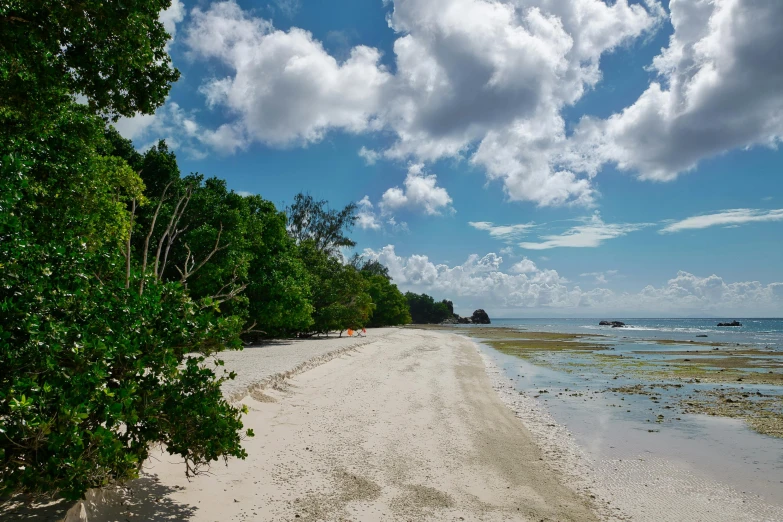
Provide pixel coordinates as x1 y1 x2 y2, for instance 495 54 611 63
347 329 354 337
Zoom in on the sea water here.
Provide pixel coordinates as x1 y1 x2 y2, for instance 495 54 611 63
477 317 783 349
475 318 783 515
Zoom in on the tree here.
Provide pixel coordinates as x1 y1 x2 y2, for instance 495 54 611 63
0 0 251 504
286 193 357 256
363 274 411 327
405 292 453 324
360 259 391 280
0 147 250 501
243 195 313 339
1 0 179 124
299 243 374 335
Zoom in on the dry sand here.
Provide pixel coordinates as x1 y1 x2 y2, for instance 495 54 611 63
84 328 598 521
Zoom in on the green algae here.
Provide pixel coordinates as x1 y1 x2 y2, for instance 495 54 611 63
456 326 783 438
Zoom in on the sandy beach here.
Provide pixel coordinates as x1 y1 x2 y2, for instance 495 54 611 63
75 328 598 521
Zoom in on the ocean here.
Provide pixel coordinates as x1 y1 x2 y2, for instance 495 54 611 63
473 317 783 513
474 317 783 349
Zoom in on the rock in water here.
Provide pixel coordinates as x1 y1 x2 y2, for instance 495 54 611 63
717 321 742 327
599 320 611 326
471 309 491 324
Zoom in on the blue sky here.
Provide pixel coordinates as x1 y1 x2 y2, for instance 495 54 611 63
118 0 783 317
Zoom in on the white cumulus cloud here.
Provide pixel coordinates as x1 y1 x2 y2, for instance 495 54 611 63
356 196 382 230
171 0 665 206
160 0 186 41
380 164 454 215
153 0 783 209
358 147 382 165
573 0 783 181
184 1 391 150
363 245 783 316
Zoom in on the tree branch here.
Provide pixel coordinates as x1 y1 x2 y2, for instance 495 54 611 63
140 181 172 296
177 223 229 283
154 184 192 280
125 198 136 289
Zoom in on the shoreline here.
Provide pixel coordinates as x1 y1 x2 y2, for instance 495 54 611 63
8 326 780 521
38 328 598 522
467 327 783 521
414 324 783 436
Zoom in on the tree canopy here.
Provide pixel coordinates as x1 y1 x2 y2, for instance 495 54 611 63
1 0 179 124
1 0 429 506
405 293 455 324
287 193 357 256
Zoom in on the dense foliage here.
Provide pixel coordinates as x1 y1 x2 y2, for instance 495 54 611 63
405 293 455 324
0 0 417 505
0 0 248 503
361 263 411 328
1 0 179 122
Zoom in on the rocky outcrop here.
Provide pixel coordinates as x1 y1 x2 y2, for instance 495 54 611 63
717 321 742 327
599 320 625 328
471 309 491 324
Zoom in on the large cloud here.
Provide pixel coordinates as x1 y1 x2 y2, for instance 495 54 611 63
184 1 391 149
124 1 783 208
363 245 783 316
383 0 663 205
178 0 663 206
574 0 783 180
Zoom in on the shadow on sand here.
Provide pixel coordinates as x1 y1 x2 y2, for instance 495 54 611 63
1 475 197 522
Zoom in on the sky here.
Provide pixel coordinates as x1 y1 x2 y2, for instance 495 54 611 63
116 0 783 317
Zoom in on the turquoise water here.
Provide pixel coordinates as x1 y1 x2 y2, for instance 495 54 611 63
471 318 783 349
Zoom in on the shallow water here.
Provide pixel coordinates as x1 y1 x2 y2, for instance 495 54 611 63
467 317 783 350
482 344 783 509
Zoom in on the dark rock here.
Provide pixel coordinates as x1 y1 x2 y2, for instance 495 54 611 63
471 309 491 324
717 321 742 327
599 320 612 326
696 334 708 338
457 316 471 324
600 320 626 328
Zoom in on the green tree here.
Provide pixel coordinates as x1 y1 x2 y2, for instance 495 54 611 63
0 0 251 503
405 292 453 324
0 147 250 501
1 0 179 125
243 195 313 339
363 275 411 327
299 243 374 335
287 193 357 256
358 260 410 327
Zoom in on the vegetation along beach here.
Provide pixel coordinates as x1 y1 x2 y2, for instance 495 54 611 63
3 0 783 521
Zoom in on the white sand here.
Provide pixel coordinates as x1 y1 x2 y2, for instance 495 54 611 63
84 328 598 521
